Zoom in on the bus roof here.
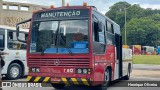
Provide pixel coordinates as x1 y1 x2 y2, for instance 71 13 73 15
33 5 120 34
34 5 120 26
35 6 89 13
0 25 28 32
39 6 119 26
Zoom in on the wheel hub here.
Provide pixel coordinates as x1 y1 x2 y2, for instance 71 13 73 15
10 66 19 78
104 71 109 86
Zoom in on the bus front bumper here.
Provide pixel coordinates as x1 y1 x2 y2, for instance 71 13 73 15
27 75 91 86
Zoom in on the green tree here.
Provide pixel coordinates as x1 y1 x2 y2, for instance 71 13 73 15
106 2 145 29
127 4 145 19
123 17 160 46
106 1 160 46
106 1 131 21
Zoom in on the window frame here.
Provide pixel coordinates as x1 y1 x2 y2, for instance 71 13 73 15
7 30 27 50
29 18 90 54
0 28 5 51
0 34 5 50
106 21 114 34
92 11 106 54
105 20 115 45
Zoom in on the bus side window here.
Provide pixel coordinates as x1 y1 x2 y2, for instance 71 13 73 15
106 21 114 45
98 26 105 44
0 34 4 49
107 21 114 34
9 32 13 40
25 34 28 40
93 21 106 54
93 22 105 43
93 22 99 42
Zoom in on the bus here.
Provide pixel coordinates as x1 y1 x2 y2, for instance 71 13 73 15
142 46 155 55
129 45 141 55
16 3 132 89
0 25 28 80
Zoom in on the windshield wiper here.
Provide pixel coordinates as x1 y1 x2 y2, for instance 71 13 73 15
41 46 48 55
58 30 73 55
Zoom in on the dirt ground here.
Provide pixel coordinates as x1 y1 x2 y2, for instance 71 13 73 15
131 69 160 78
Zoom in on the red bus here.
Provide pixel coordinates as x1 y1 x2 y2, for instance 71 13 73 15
129 45 141 55
16 3 132 90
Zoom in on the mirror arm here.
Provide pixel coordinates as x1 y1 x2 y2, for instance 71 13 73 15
16 18 31 26
17 39 27 43
16 18 31 43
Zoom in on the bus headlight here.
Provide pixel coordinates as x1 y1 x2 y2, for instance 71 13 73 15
31 68 35 72
83 69 88 74
30 68 40 72
36 68 40 72
77 69 82 74
76 68 91 74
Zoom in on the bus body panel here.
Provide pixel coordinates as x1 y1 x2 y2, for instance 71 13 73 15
122 48 133 76
93 44 116 85
129 45 141 55
1 49 27 74
0 27 28 76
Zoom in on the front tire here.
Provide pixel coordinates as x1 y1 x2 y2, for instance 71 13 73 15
7 63 22 80
98 69 111 90
51 83 65 89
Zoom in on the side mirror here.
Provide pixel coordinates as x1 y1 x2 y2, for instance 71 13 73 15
16 25 27 43
16 18 31 43
16 25 19 37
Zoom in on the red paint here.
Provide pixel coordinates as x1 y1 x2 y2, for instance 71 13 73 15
26 6 122 86
129 45 141 55
93 45 115 85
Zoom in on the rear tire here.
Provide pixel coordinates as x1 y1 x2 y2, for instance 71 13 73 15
7 63 22 80
51 83 65 89
124 64 131 80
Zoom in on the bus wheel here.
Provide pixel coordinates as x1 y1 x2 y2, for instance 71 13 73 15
7 63 22 80
98 69 111 90
124 64 131 80
51 83 65 89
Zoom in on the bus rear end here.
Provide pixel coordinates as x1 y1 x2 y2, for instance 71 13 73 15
26 6 93 87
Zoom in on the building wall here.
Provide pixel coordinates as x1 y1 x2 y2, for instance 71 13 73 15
0 0 48 28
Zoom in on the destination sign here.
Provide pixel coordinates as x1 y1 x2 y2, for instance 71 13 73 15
33 9 89 20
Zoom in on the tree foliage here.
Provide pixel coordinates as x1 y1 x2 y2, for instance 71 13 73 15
123 17 160 46
106 2 131 28
106 1 160 46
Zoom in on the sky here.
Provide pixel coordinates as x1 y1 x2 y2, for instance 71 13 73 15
4 0 160 14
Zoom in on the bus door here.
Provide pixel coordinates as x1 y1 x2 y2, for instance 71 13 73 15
115 33 122 78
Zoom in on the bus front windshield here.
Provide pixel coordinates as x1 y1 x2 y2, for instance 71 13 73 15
30 19 89 54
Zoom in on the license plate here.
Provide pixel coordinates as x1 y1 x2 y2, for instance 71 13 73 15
51 78 61 82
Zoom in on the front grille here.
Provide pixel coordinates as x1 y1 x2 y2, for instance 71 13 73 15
28 58 90 67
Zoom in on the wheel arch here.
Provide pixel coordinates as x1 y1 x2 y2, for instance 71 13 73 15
128 63 132 73
8 60 25 77
104 66 112 80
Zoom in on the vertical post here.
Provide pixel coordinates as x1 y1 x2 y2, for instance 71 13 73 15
124 8 127 45
0 0 3 25
62 0 65 6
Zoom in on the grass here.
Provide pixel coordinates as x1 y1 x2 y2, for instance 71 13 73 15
133 55 160 65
